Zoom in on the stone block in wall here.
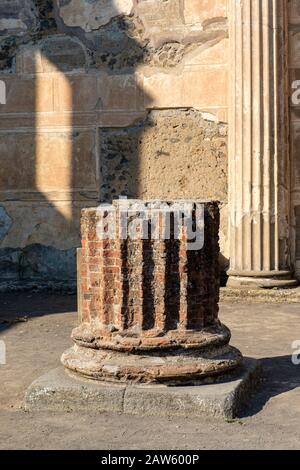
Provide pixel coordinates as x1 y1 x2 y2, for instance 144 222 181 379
183 67 228 108
36 130 98 192
53 75 98 113
142 66 228 110
0 132 36 191
52 72 143 114
183 0 227 25
0 130 97 193
98 74 144 111
183 38 228 66
16 36 87 74
0 71 144 116
143 72 184 108
0 75 53 113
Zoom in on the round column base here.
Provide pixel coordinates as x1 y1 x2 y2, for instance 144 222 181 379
61 343 242 385
70 321 232 353
227 271 298 289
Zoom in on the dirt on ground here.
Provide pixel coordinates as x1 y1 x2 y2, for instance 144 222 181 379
0 293 300 450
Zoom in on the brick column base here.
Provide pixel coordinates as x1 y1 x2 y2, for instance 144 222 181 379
62 200 242 384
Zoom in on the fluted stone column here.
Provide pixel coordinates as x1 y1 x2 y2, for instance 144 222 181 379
62 200 242 384
228 0 297 288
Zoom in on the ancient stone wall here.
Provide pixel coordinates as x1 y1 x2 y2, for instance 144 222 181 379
0 0 229 284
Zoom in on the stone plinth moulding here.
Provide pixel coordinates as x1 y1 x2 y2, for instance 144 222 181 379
62 200 242 384
227 0 298 288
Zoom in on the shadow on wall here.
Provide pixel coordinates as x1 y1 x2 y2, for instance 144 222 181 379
0 0 230 289
0 0 153 287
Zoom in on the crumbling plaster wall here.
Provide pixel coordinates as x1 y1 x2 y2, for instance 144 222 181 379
0 0 229 284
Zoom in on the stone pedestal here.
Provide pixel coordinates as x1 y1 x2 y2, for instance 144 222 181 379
227 0 297 288
62 200 242 384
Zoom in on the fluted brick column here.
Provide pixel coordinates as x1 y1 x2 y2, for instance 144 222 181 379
228 0 297 288
62 200 242 384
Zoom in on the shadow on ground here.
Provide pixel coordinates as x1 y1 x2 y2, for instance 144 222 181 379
1 292 300 421
240 354 300 417
0 292 77 332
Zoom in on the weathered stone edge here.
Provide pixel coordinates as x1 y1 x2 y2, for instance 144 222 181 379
24 358 261 420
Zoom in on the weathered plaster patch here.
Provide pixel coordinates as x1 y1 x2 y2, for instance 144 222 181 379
0 248 22 280
199 111 219 122
17 35 88 72
183 0 227 26
58 0 134 32
85 13 227 72
100 109 228 202
0 19 27 32
19 244 76 280
135 0 227 48
0 206 12 242
0 202 83 250
86 15 195 70
0 244 76 281
0 0 41 35
0 0 57 71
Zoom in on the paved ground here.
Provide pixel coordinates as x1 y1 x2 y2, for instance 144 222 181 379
0 293 300 450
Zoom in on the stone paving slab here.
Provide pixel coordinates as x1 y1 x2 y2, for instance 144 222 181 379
24 358 260 419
